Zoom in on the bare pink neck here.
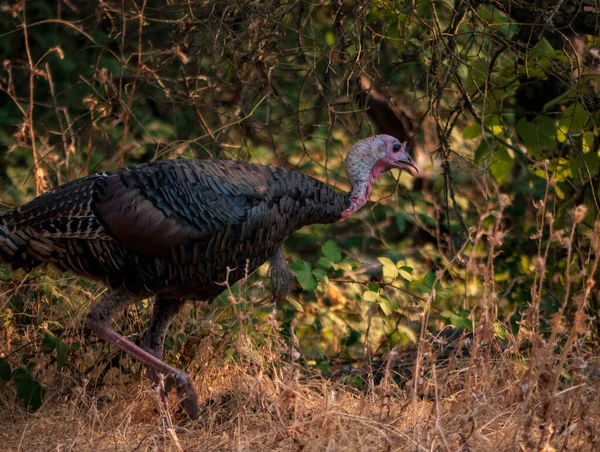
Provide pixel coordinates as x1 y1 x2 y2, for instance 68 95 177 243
339 160 388 220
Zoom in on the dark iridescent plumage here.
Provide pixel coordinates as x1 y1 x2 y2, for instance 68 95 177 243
1 159 348 296
0 136 418 419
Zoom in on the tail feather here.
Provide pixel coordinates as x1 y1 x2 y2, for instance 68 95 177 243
0 219 35 270
0 221 14 263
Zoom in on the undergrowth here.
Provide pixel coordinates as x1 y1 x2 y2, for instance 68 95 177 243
2 176 600 450
2 0 600 450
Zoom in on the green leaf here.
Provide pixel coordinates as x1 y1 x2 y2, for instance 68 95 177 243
321 240 342 263
463 123 482 139
378 257 398 282
440 310 473 330
533 116 558 149
13 368 45 412
423 271 436 290
290 260 318 291
325 31 336 47
582 147 599 175
287 296 304 312
395 212 408 233
558 103 588 139
368 282 380 292
176 333 187 347
343 328 361 347
398 265 413 281
571 103 588 133
516 118 537 147
0 358 11 389
570 148 599 180
41 333 56 354
363 290 379 302
317 256 333 269
465 58 488 94
56 340 69 371
311 268 329 284
557 124 568 143
529 38 553 60
583 132 595 154
474 140 490 164
490 146 513 184
494 322 507 340
378 257 394 267
379 295 399 316
164 335 175 351
338 258 362 271
418 212 437 227
517 63 546 79
396 323 418 344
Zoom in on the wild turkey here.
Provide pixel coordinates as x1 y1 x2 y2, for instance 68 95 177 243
0 135 418 419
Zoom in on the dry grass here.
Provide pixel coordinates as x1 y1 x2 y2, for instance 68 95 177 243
2 332 600 451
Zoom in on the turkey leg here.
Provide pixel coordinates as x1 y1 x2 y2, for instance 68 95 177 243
143 296 187 411
269 247 292 302
86 289 199 419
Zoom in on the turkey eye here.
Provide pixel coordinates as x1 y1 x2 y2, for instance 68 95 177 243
392 143 401 153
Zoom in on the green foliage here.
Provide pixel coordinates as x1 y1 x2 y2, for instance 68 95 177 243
362 290 379 302
321 240 342 265
13 366 46 412
440 310 473 330
377 257 398 283
1 0 599 420
290 260 318 292
41 331 70 371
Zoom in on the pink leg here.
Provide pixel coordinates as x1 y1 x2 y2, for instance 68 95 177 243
86 290 199 420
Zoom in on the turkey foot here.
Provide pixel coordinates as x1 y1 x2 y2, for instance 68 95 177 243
152 371 199 420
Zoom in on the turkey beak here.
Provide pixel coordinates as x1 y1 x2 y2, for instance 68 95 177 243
395 154 419 177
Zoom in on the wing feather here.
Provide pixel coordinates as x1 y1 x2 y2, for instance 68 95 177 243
92 160 260 257
1 158 346 289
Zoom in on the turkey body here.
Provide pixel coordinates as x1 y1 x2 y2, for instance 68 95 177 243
0 135 418 420
0 159 349 298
